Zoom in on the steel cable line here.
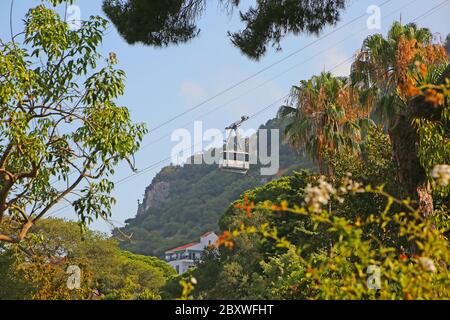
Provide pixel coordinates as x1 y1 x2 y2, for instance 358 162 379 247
145 0 395 135
45 56 354 218
45 0 443 218
412 0 449 22
139 0 420 152
47 0 412 186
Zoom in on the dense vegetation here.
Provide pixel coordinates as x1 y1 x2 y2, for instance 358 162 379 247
162 24 450 300
161 127 394 298
119 118 315 257
0 1 449 301
163 128 449 299
0 219 175 300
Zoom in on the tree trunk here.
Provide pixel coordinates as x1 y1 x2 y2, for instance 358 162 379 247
388 64 450 218
388 114 433 218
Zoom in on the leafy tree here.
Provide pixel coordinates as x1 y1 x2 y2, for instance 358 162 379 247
0 219 175 299
350 22 449 217
257 247 310 299
101 0 346 60
0 4 146 244
323 126 396 188
322 126 409 249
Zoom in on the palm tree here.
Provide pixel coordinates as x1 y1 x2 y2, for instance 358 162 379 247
351 22 434 125
350 22 449 217
445 33 450 56
278 72 370 174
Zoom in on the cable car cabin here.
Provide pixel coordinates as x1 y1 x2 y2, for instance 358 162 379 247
220 115 251 174
219 151 250 174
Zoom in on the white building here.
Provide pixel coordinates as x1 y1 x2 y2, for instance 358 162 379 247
164 231 218 274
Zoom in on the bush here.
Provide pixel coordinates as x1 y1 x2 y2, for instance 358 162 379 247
217 173 450 299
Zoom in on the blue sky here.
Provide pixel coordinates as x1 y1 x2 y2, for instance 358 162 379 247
1 0 449 232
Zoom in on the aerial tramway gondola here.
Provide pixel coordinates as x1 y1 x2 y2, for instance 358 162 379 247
219 116 250 174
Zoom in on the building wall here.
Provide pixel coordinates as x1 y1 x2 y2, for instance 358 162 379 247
200 233 218 248
168 259 195 274
165 232 219 274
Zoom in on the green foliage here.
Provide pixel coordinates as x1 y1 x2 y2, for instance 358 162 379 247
277 21 448 218
257 247 310 299
222 127 398 254
0 3 146 244
323 126 400 225
119 250 176 277
228 0 346 60
161 171 312 299
216 178 450 300
102 0 346 60
178 125 449 299
0 219 175 300
414 79 450 197
324 126 396 186
414 80 450 228
0 250 29 299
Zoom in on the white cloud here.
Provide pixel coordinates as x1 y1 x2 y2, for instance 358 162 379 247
179 82 207 104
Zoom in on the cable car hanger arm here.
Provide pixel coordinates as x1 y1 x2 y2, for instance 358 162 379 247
225 115 250 130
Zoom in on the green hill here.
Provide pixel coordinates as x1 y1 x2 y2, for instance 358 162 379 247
118 118 315 257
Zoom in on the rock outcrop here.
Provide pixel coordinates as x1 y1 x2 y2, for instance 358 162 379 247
137 181 170 215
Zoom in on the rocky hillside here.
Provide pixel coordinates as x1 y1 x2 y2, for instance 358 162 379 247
118 118 315 257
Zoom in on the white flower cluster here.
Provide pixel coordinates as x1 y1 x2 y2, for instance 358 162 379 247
339 173 365 194
418 257 437 273
304 176 336 212
303 174 366 212
432 164 450 187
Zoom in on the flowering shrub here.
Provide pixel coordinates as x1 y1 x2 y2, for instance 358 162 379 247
217 170 450 300
433 165 450 187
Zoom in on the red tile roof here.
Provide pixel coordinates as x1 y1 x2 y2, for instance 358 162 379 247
201 231 213 237
165 242 199 253
165 232 215 253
